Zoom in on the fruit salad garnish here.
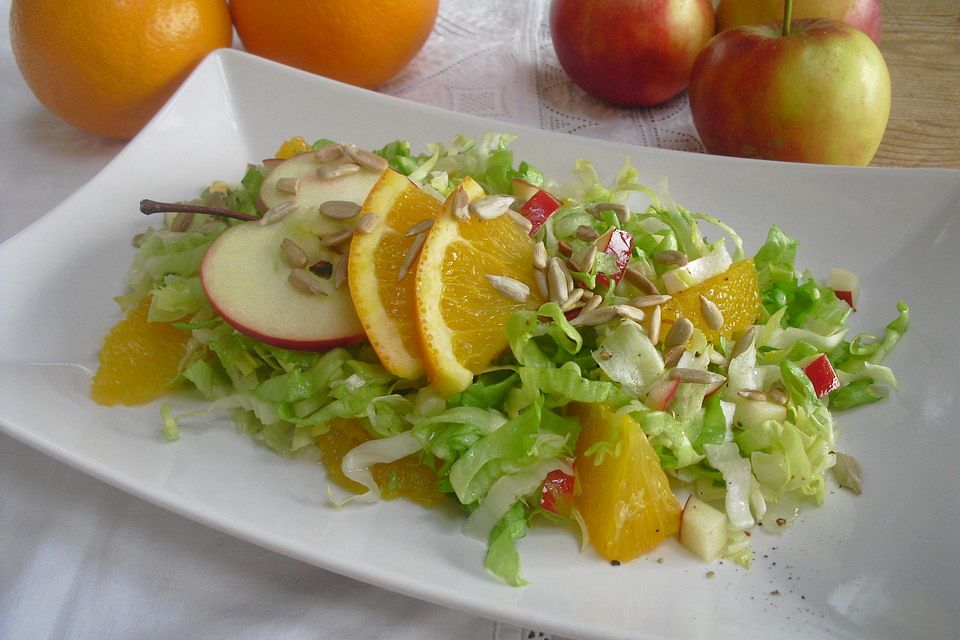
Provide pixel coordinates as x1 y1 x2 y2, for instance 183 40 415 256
95 134 909 585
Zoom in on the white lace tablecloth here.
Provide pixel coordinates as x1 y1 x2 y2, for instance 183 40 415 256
0 1 702 638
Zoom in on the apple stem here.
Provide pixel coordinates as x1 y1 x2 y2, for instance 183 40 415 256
139 199 259 222
782 0 794 36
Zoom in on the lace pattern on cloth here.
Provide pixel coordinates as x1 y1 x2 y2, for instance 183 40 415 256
380 0 704 154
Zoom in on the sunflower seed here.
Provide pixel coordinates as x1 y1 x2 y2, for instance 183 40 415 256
560 260 575 293
623 267 660 295
560 288 585 311
404 218 434 237
334 254 349 289
319 200 361 219
699 295 724 331
453 187 470 221
288 268 328 296
709 349 727 367
570 305 618 327
833 452 862 495
670 368 726 386
533 241 548 270
506 209 534 234
653 250 689 266
356 212 380 234
132 233 145 248
534 268 549 299
320 227 355 247
575 225 600 241
582 293 603 313
588 202 628 219
170 212 194 232
315 144 346 162
317 162 361 180
766 382 788 405
547 257 568 305
664 316 694 349
662 345 685 367
276 177 300 195
486 275 530 303
470 195 515 220
281 237 308 269
397 232 426 282
648 304 662 344
730 326 760 359
557 239 574 258
574 244 598 273
258 200 299 225
596 348 614 361
342 145 388 172
737 389 768 402
630 294 673 308
614 304 646 323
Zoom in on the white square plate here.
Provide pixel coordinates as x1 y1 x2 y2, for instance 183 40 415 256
1 49 958 640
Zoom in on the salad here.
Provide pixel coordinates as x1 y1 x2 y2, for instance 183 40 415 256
93 133 908 586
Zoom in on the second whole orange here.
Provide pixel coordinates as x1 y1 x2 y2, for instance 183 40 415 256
229 0 440 89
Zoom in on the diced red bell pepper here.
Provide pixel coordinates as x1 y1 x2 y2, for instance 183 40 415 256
600 228 634 283
539 468 575 517
519 188 562 236
803 353 840 398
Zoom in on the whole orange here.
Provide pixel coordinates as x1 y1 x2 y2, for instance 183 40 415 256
230 0 439 89
10 0 233 140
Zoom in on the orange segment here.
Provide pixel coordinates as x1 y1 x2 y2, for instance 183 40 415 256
660 258 762 344
91 296 191 406
349 168 443 380
314 419 445 507
414 177 545 396
572 403 681 562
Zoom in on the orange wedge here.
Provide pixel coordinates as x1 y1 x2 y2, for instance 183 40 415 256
660 258 762 345
348 168 443 379
414 177 545 396
572 403 681 562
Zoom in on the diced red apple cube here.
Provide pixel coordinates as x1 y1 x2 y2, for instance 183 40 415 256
826 267 859 310
803 353 840 398
539 468 575 517
518 185 562 236
595 228 634 283
643 377 680 411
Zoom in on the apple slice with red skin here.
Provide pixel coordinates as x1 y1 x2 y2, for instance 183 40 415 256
201 212 366 351
201 154 385 351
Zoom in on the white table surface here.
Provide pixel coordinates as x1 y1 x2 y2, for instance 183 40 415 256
0 1 704 638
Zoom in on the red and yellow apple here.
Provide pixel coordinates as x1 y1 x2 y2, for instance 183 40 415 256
717 0 882 44
549 0 716 107
688 17 891 165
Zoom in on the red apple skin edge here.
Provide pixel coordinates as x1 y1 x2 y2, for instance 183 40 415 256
550 0 716 107
716 0 882 44
688 19 890 166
